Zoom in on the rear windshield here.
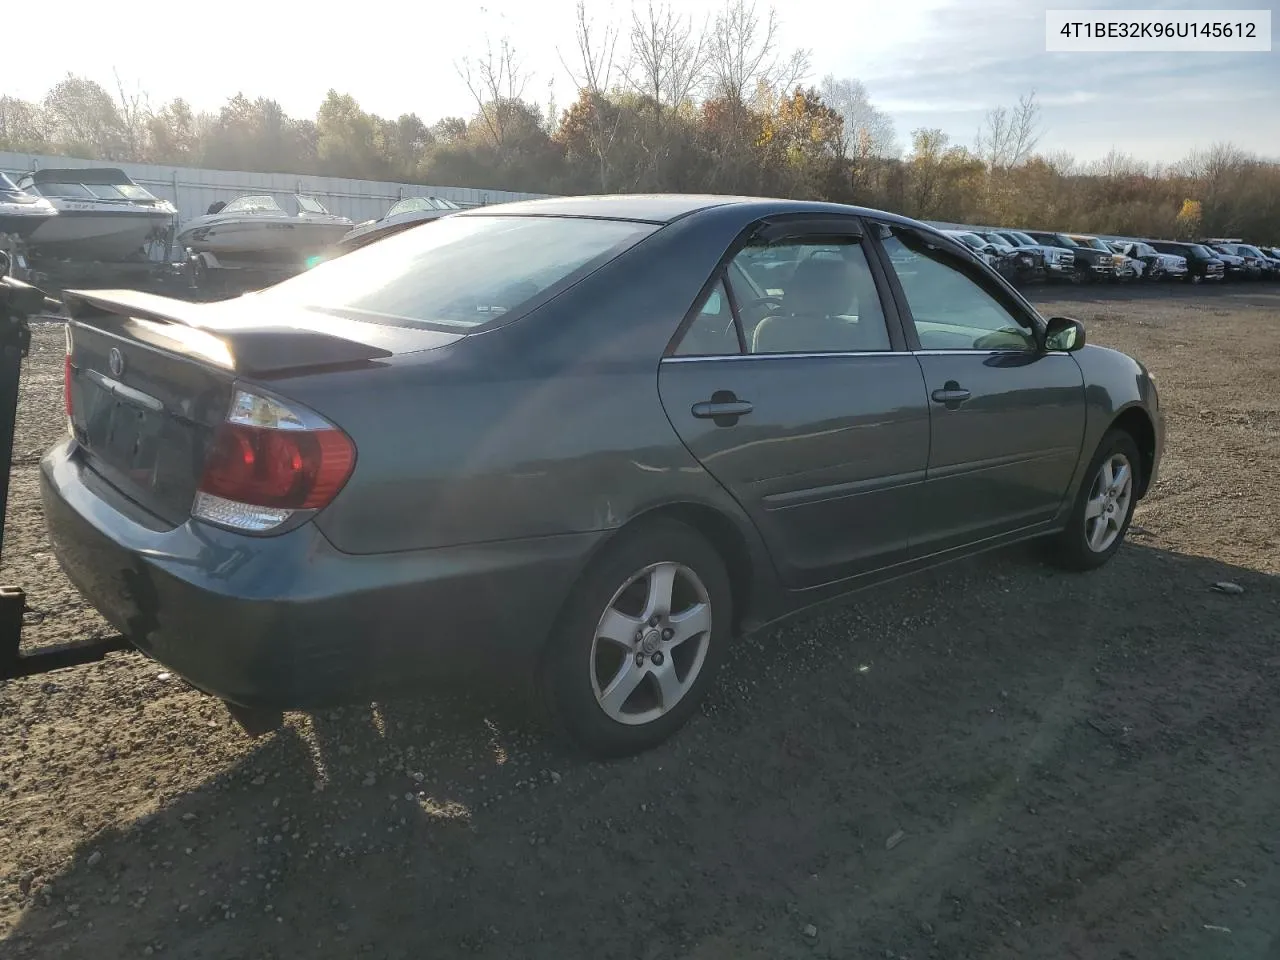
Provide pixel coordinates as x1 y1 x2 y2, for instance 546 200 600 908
257 214 658 331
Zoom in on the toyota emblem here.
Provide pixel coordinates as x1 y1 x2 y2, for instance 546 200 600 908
108 347 125 378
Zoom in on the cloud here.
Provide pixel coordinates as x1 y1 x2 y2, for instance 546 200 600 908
816 0 1280 160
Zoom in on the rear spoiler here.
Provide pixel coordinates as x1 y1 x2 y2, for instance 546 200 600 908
62 289 394 376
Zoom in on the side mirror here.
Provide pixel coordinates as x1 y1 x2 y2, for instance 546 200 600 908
1044 316 1086 352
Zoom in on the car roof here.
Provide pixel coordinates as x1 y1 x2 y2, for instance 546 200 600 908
454 193 931 227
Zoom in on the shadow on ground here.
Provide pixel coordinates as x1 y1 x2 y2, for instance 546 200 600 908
6 542 1280 960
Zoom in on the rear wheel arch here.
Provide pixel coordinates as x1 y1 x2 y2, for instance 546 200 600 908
1108 405 1156 497
549 501 757 652
627 502 755 632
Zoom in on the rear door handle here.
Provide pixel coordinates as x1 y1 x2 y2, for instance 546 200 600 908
691 390 754 426
931 385 971 404
691 400 754 419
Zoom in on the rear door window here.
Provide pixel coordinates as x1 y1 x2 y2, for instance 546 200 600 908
728 239 892 354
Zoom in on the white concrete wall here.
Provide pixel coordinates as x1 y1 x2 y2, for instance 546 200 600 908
0 151 554 226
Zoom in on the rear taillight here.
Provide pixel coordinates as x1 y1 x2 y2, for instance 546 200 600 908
193 387 355 533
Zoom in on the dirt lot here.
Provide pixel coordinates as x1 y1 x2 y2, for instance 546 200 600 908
2 283 1279 960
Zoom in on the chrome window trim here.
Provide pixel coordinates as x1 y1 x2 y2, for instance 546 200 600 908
662 350 912 362
662 347 1075 363
913 348 1039 356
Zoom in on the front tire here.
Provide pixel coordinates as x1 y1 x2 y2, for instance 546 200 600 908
540 520 733 758
1048 429 1142 571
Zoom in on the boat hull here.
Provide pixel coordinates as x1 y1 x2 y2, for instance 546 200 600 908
337 208 453 252
27 208 172 261
0 203 57 240
179 218 353 263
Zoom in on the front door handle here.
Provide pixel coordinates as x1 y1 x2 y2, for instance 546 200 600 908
691 390 753 426
931 382 971 405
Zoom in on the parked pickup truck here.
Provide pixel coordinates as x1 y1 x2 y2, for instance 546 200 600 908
1070 235 1128 279
1026 231 1116 281
1210 242 1274 279
995 230 1075 280
1256 246 1280 277
976 231 1043 283
1112 240 1188 280
1200 242 1250 280
943 229 1008 275
1106 242 1144 280
1149 241 1226 282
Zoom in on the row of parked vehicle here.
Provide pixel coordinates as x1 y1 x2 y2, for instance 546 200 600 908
940 224 1280 287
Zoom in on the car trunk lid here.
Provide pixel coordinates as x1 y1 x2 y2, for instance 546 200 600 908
61 288 462 526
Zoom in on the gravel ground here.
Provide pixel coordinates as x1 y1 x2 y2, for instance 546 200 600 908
2 283 1279 960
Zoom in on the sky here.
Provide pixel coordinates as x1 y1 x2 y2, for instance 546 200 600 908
4 0 1278 164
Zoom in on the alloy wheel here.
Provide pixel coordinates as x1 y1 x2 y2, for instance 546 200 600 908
1084 452 1134 553
590 562 712 726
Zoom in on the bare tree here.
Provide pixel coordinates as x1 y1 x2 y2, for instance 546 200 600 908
559 1 619 100
625 1 709 112
456 36 530 148
1175 141 1249 181
42 74 128 158
1042 149 1076 176
621 1 710 187
1088 148 1147 179
544 78 559 136
706 0 810 106
0 96 48 150
819 75 897 159
974 91 1042 170
557 0 623 190
114 69 152 160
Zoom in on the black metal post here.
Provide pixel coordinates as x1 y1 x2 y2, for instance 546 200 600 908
0 277 132 679
0 278 34 674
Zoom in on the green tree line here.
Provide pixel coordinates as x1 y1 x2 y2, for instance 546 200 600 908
1 0 1276 240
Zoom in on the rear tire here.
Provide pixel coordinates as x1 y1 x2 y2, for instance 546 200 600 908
1047 429 1142 571
540 520 733 758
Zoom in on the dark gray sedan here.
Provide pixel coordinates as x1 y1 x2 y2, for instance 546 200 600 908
42 195 1164 756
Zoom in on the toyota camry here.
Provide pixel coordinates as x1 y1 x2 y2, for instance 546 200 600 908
42 195 1163 756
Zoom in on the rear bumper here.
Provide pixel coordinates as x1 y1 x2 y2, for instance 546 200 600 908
40 440 602 709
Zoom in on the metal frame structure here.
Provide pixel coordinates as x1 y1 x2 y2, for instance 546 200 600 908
0 275 130 680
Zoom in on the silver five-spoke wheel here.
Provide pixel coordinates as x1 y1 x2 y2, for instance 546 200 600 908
1084 452 1133 553
590 561 712 726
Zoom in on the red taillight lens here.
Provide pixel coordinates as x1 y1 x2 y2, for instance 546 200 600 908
192 387 355 532
199 423 355 509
